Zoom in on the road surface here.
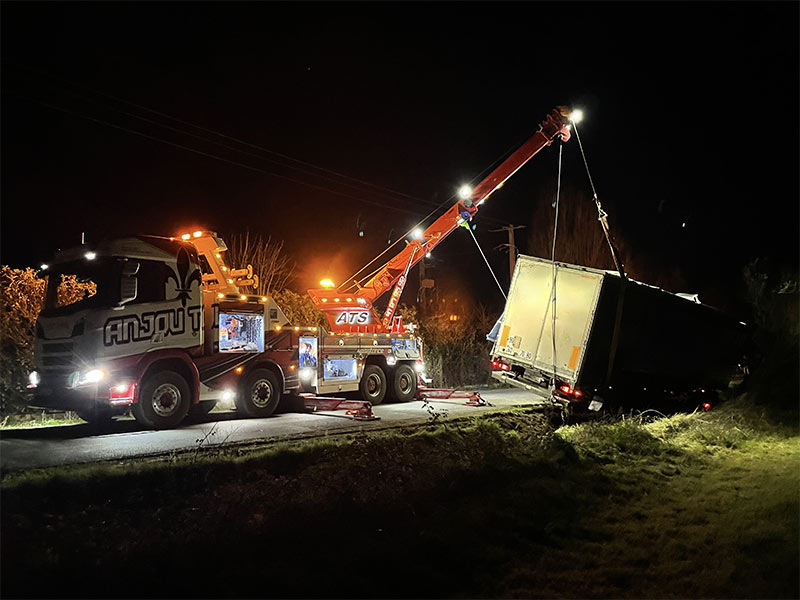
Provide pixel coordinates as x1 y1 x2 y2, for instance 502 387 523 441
0 388 549 472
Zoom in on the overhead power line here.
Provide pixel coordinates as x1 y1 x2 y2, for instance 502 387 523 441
3 61 449 212
18 94 435 219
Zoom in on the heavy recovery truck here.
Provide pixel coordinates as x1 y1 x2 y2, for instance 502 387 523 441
27 107 572 429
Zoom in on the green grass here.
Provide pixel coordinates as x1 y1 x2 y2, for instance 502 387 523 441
1 398 798 599
0 411 84 429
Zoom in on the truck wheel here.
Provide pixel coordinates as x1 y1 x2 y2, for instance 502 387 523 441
133 370 191 429
389 364 417 403
360 364 387 405
236 369 280 418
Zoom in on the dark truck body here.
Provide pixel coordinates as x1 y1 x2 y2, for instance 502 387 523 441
490 255 748 411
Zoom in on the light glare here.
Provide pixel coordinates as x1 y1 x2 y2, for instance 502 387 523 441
570 109 584 123
458 185 473 199
84 369 104 383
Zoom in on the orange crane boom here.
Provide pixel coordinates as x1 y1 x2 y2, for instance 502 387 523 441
308 106 572 334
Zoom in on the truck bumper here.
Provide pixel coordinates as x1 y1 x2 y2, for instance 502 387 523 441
30 382 110 412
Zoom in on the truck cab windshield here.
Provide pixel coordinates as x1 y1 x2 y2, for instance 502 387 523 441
41 258 121 316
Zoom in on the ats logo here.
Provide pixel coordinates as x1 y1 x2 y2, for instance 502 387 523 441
334 311 372 325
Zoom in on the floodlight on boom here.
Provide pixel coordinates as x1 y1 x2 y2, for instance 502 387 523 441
569 109 584 124
458 185 473 199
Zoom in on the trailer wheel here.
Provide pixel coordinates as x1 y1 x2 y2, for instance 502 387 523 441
133 370 191 430
389 364 417 402
236 369 280 418
360 364 387 405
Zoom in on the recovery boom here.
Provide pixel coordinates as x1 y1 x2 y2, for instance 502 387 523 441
308 106 572 334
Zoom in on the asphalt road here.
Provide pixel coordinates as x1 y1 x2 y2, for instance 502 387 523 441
0 388 549 472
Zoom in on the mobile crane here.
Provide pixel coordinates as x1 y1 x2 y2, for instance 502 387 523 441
27 107 572 429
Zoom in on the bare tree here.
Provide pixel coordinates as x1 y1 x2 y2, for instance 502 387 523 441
527 184 688 292
224 232 295 293
527 184 628 272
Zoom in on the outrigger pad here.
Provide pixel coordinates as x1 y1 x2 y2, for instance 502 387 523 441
300 394 380 421
416 387 490 407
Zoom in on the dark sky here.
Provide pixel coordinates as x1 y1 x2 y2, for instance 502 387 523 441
2 2 798 318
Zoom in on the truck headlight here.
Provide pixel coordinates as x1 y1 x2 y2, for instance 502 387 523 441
386 355 397 366
414 361 425 373
75 369 105 386
299 367 314 381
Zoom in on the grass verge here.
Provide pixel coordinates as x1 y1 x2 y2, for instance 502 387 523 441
1 397 798 599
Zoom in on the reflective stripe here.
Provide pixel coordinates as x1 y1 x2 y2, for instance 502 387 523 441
567 345 581 371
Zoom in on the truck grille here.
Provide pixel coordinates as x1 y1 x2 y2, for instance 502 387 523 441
42 355 76 367
39 340 78 378
43 342 74 354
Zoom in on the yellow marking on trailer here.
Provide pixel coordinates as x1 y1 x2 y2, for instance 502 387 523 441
499 325 511 347
568 345 581 370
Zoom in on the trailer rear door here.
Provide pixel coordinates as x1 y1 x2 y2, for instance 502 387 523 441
493 256 604 384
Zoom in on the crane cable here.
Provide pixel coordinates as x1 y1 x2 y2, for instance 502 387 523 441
550 141 564 382
466 226 507 300
571 121 626 278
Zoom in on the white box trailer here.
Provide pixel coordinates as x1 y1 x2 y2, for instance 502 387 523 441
489 255 748 411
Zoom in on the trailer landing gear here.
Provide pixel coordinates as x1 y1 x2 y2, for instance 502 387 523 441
299 394 380 421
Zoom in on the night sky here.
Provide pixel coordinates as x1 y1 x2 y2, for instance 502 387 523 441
2 2 797 319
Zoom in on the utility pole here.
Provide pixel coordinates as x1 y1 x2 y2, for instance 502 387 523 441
490 224 526 282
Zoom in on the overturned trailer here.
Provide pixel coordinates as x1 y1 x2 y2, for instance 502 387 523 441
488 255 748 413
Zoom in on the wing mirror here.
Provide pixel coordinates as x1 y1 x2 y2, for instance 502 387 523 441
119 260 140 305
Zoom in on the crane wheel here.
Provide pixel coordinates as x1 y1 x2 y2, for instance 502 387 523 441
236 368 280 418
359 364 387 405
389 364 417 403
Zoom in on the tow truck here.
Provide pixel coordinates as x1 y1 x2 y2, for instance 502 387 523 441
27 106 572 429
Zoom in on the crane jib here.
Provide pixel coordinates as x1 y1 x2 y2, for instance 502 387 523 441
307 107 571 333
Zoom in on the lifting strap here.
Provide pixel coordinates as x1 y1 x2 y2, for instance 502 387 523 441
466 225 507 299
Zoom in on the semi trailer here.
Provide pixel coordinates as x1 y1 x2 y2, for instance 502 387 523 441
489 255 749 413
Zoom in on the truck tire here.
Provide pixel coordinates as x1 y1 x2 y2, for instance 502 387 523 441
389 363 417 402
236 368 280 418
360 364 387 405
133 370 191 430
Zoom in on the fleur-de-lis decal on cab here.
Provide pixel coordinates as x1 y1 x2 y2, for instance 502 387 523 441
165 247 202 307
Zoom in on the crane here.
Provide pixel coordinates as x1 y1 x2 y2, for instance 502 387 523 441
307 106 573 334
